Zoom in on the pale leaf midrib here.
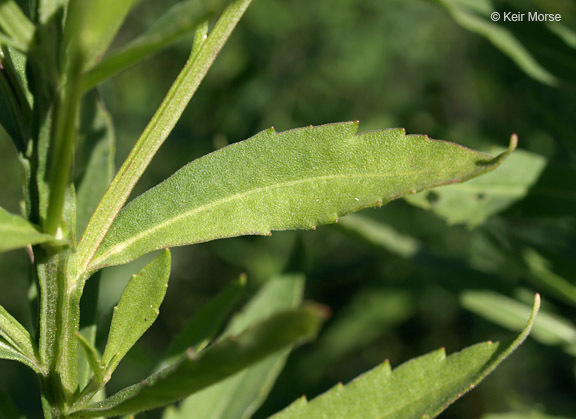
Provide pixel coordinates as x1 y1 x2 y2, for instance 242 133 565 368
91 168 448 267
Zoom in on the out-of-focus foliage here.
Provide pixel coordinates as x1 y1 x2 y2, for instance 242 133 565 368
1 0 575 417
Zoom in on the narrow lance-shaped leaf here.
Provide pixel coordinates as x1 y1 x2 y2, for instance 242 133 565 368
83 0 234 90
166 274 306 419
0 207 52 253
0 338 42 373
91 122 516 270
75 331 105 384
272 294 540 419
101 249 171 379
0 304 37 360
70 305 326 418
75 0 254 278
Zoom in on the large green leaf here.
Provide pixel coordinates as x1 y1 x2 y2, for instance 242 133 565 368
90 122 515 270
75 0 254 278
404 144 546 228
70 305 325 417
83 0 234 90
101 249 171 379
164 274 305 419
0 207 52 253
273 294 540 419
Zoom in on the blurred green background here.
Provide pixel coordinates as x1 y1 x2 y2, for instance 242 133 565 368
1 0 575 417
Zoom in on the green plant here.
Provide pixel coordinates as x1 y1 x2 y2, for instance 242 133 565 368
0 0 541 417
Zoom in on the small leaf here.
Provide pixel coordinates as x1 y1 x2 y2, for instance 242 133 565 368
166 274 305 419
91 122 515 270
158 274 246 370
0 207 52 253
0 304 37 361
83 0 234 90
0 338 42 373
101 249 171 377
70 305 326 417
404 140 544 228
273 294 540 419
75 331 105 384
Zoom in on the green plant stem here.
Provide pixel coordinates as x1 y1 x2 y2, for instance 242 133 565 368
75 0 253 280
44 58 83 236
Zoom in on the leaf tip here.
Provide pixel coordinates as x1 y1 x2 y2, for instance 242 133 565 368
509 133 519 152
